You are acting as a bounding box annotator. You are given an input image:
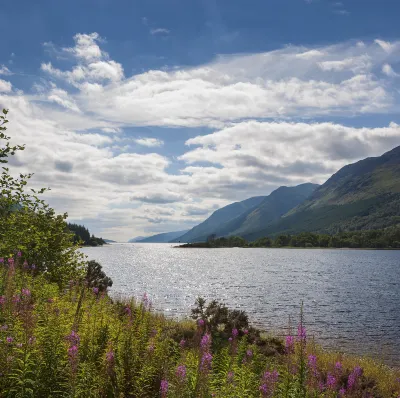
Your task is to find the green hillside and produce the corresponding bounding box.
[245,146,400,240]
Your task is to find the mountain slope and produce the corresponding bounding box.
[171,196,265,243]
[245,146,400,240]
[134,230,190,243]
[214,183,319,238]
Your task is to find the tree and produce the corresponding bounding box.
[0,109,84,285]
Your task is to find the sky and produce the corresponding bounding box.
[1,0,400,241]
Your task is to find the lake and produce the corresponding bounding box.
[81,243,400,366]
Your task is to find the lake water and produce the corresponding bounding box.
[81,243,400,366]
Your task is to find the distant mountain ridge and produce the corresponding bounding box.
[244,145,400,240]
[132,230,190,243]
[171,196,266,243]
[173,184,318,243]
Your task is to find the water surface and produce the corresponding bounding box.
[81,244,400,365]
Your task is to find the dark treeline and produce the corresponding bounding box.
[181,226,400,249]
[67,223,106,247]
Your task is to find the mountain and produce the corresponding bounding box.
[128,236,147,243]
[133,230,190,243]
[244,146,400,240]
[171,196,266,243]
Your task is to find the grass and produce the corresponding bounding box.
[0,255,399,397]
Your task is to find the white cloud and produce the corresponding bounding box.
[375,39,395,53]
[150,28,170,35]
[0,66,12,75]
[2,34,400,240]
[0,80,12,92]
[382,63,399,77]
[134,137,164,147]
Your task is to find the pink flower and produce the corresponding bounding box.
[285,335,295,353]
[198,319,205,327]
[160,379,168,397]
[21,288,31,297]
[179,339,186,348]
[232,328,239,338]
[6,337,13,344]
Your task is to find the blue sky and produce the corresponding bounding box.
[1,0,400,240]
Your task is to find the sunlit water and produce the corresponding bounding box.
[81,243,400,366]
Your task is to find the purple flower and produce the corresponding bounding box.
[160,379,168,397]
[347,366,363,390]
[31,264,36,270]
[243,329,249,334]
[339,388,346,396]
[12,295,20,304]
[308,354,318,377]
[176,365,186,382]
[93,287,99,295]
[21,288,31,297]
[198,319,205,327]
[68,345,78,366]
[260,370,279,397]
[200,333,211,350]
[0,258,4,263]
[8,258,14,265]
[297,324,306,342]
[6,337,13,344]
[28,337,35,345]
[326,373,336,389]
[16,343,23,348]
[106,350,115,362]
[179,339,186,348]
[17,251,22,257]
[66,330,80,346]
[228,337,233,343]
[201,352,213,371]
[285,335,295,353]
[148,344,155,353]
[0,296,5,306]
[1,324,8,331]
[246,349,253,358]
[232,328,239,338]
[227,371,234,383]
[125,306,132,317]
[335,361,343,372]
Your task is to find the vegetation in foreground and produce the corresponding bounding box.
[0,257,400,398]
[179,228,400,249]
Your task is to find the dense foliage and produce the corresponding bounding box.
[0,110,83,285]
[181,227,400,249]
[67,223,107,247]
[0,257,399,397]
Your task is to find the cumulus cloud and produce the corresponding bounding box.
[134,137,164,147]
[0,66,12,75]
[0,80,12,92]
[2,34,400,240]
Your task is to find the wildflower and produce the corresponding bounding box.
[232,328,238,338]
[23,260,28,269]
[0,258,3,263]
[308,354,318,377]
[179,339,186,348]
[1,324,8,331]
[246,349,253,358]
[228,337,233,343]
[198,319,205,327]
[12,295,20,304]
[66,330,80,346]
[6,337,13,344]
[148,344,155,353]
[16,343,23,348]
[160,379,168,397]
[335,361,343,372]
[125,306,132,317]
[339,388,346,396]
[93,287,99,295]
[326,373,336,389]
[176,365,186,382]
[227,371,234,383]
[297,324,306,342]
[142,292,150,308]
[28,337,35,345]
[347,366,363,390]
[201,352,213,371]
[200,333,211,350]
[68,345,78,372]
[17,251,22,257]
[106,349,115,374]
[260,370,279,397]
[21,288,31,297]
[31,264,36,270]
[244,329,249,334]
[0,296,5,306]
[285,335,294,353]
